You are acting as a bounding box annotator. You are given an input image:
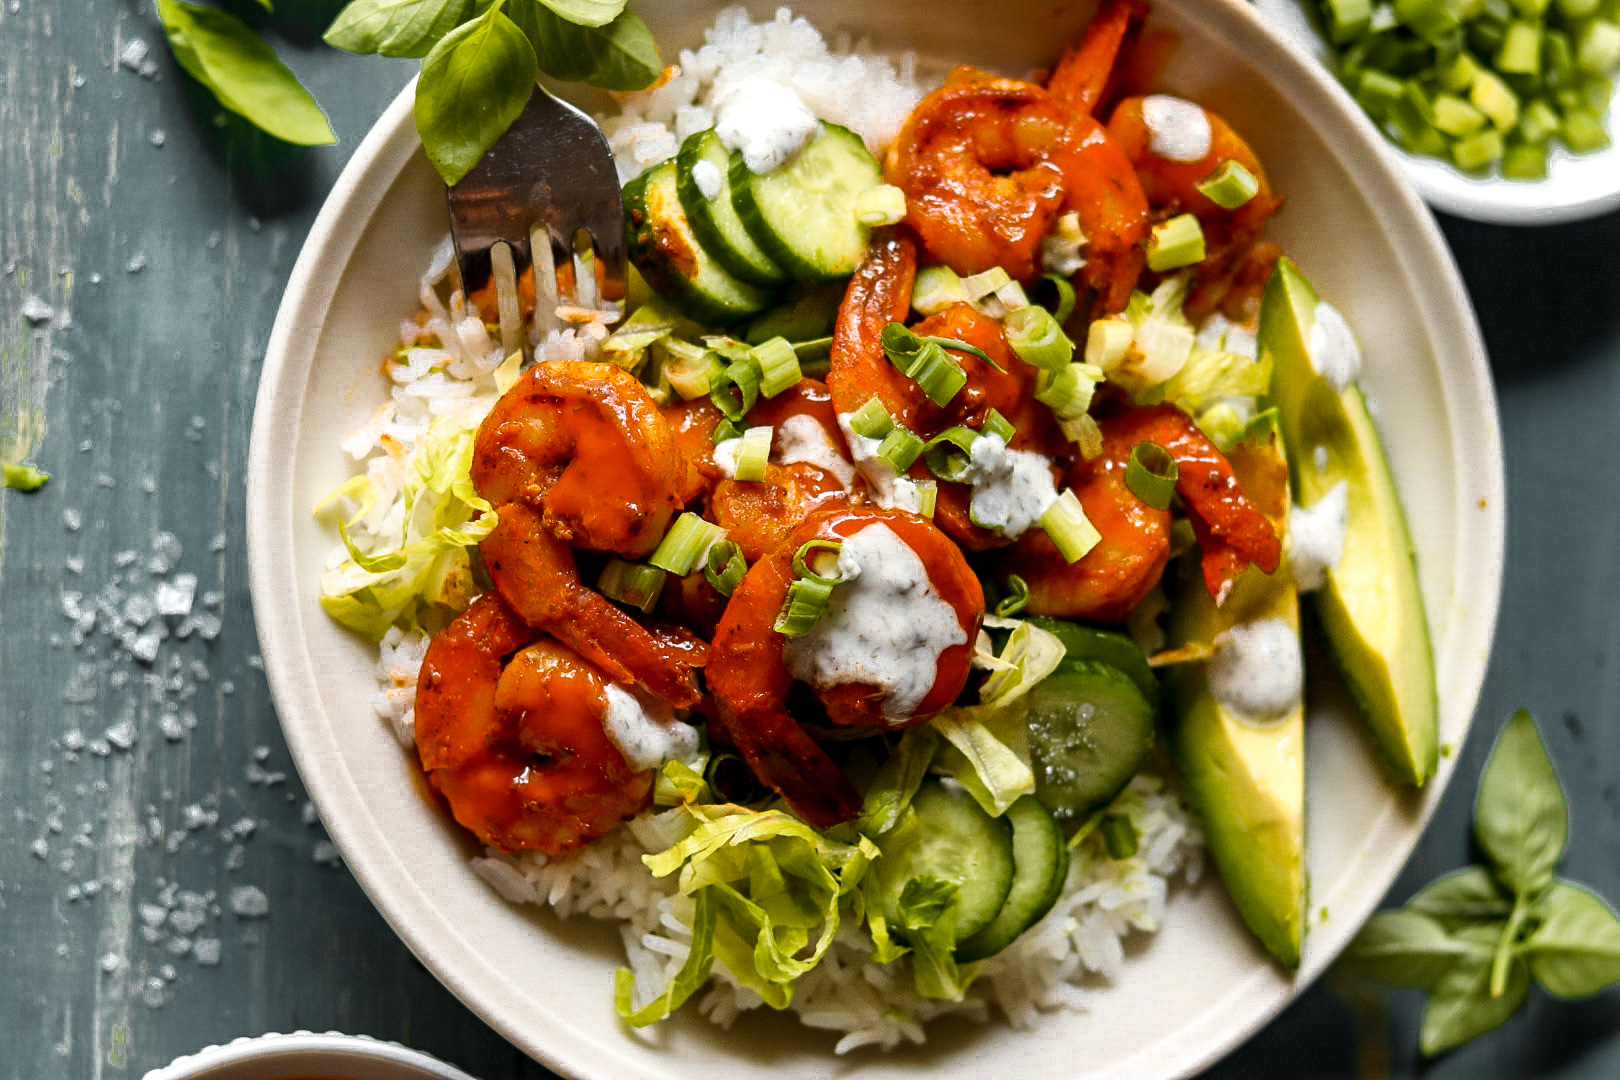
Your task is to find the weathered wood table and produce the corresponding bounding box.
[4,4,1619,1078]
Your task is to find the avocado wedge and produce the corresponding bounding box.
[1165,417,1306,969]
[1259,258,1438,787]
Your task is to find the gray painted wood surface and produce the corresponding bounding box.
[3,3,1618,1077]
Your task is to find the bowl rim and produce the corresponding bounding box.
[139,1031,481,1080]
[247,0,1506,1077]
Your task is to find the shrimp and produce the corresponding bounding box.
[472,359,684,558]
[661,396,726,506]
[1045,0,1149,117]
[1105,96,1283,319]
[480,501,707,708]
[707,507,983,828]
[1002,403,1280,621]
[884,66,1150,311]
[414,593,655,854]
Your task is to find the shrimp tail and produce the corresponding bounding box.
[1046,0,1149,116]
[482,501,706,708]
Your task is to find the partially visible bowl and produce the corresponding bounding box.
[247,1,1505,1078]
[1254,0,1620,225]
[141,1032,479,1080]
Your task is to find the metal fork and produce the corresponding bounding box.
[447,87,626,359]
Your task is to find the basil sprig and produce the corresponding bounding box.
[153,0,659,183]
[328,0,660,183]
[1340,709,1620,1055]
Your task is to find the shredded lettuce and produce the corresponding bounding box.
[896,875,967,1000]
[316,403,496,640]
[601,294,698,371]
[654,757,711,807]
[624,805,880,1020]
[615,888,717,1026]
[857,725,939,838]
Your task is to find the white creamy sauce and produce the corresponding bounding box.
[837,413,925,513]
[783,524,966,724]
[1041,211,1088,277]
[775,414,856,488]
[601,683,700,772]
[1142,95,1213,162]
[1288,481,1349,593]
[715,79,819,174]
[1195,311,1258,360]
[712,435,743,478]
[961,433,1059,538]
[1309,301,1362,391]
[691,157,725,201]
[1208,618,1303,722]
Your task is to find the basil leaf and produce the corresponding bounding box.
[324,0,474,58]
[535,0,626,29]
[509,2,661,91]
[1476,709,1567,899]
[415,1,538,185]
[1523,881,1620,999]
[1419,923,1530,1056]
[1409,866,1514,932]
[1339,910,1482,989]
[157,0,336,146]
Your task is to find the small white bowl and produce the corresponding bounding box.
[141,1031,480,1080]
[1254,0,1620,225]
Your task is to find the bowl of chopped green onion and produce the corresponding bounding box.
[1256,0,1620,223]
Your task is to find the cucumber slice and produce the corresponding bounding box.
[1026,617,1159,708]
[623,160,773,325]
[676,129,789,287]
[871,780,1014,942]
[1026,659,1157,822]
[954,795,1069,962]
[744,282,844,345]
[731,122,884,282]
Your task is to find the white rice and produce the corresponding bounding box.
[353,4,1207,1054]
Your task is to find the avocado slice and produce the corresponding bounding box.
[1165,418,1306,969]
[1258,258,1438,786]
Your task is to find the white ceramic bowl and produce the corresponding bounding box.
[1254,0,1620,225]
[247,1,1506,1077]
[141,1032,479,1080]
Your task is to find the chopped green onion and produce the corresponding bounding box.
[1125,442,1179,510]
[1146,214,1207,272]
[1084,316,1135,371]
[1521,96,1563,141]
[773,577,836,635]
[1502,138,1551,176]
[1453,125,1506,168]
[3,462,50,491]
[1035,363,1103,421]
[1003,305,1075,370]
[1395,0,1461,41]
[1577,19,1620,73]
[598,558,666,613]
[712,417,743,445]
[662,340,724,400]
[849,397,896,440]
[1100,813,1140,859]
[733,425,774,482]
[882,323,969,406]
[993,574,1030,618]
[1040,488,1102,564]
[750,336,802,398]
[1562,106,1612,151]
[1324,0,1373,41]
[704,750,763,803]
[982,408,1017,445]
[702,335,755,363]
[1498,19,1544,72]
[921,426,981,482]
[649,512,728,576]
[705,540,748,597]
[1194,160,1260,209]
[1433,91,1490,135]
[854,183,908,226]
[1471,68,1521,128]
[793,335,836,360]
[960,267,1013,301]
[1039,273,1077,325]
[709,359,761,421]
[1060,413,1105,459]
[915,478,938,518]
[793,538,849,585]
[878,426,925,472]
[991,277,1031,313]
[912,265,969,316]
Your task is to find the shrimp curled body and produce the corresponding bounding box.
[415,593,655,854]
[1003,404,1281,621]
[707,507,984,828]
